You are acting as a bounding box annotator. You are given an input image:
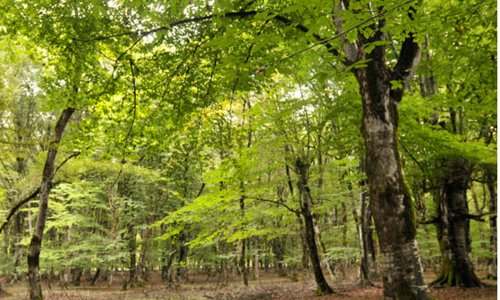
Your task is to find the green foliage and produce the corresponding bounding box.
[0,0,495,288]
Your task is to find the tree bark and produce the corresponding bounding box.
[137,228,151,284]
[431,159,482,287]
[239,197,249,286]
[486,170,497,279]
[351,27,431,300]
[272,237,287,277]
[359,189,377,286]
[27,107,75,300]
[295,158,333,295]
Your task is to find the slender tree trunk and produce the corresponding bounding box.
[137,228,151,284]
[486,170,497,279]
[27,107,75,300]
[359,189,377,286]
[295,158,333,295]
[348,163,377,286]
[90,268,101,286]
[239,197,249,286]
[127,225,137,289]
[252,237,259,280]
[432,159,482,287]
[314,216,335,282]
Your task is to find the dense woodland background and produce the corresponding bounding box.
[0,0,496,299]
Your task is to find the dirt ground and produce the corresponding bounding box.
[1,270,497,300]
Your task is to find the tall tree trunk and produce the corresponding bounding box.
[432,159,482,287]
[239,197,249,286]
[27,107,75,300]
[295,158,333,295]
[349,162,377,286]
[352,30,431,300]
[486,170,497,279]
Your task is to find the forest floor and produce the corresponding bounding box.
[1,269,497,300]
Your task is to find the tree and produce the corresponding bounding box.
[398,0,496,286]
[332,2,431,298]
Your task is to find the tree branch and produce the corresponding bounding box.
[0,151,80,233]
[0,188,40,232]
[390,5,420,102]
[244,196,300,214]
[76,10,340,58]
[418,216,439,225]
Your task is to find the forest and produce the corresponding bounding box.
[0,0,497,299]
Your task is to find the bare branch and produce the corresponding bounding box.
[0,188,40,232]
[244,196,300,214]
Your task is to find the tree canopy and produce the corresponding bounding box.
[0,0,496,299]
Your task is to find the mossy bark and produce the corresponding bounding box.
[431,159,482,287]
[486,170,497,280]
[352,24,431,299]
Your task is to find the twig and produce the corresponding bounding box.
[244,196,299,214]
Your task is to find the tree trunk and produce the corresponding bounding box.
[27,107,75,300]
[90,268,101,286]
[176,241,188,280]
[486,170,497,279]
[314,215,335,282]
[126,225,137,289]
[137,228,151,284]
[239,196,249,286]
[295,158,333,295]
[432,159,482,287]
[161,246,176,282]
[252,237,259,280]
[359,189,377,286]
[353,35,431,300]
[272,237,287,277]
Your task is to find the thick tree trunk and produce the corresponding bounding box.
[486,170,497,279]
[295,158,333,295]
[353,32,431,298]
[27,107,75,300]
[432,159,482,287]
